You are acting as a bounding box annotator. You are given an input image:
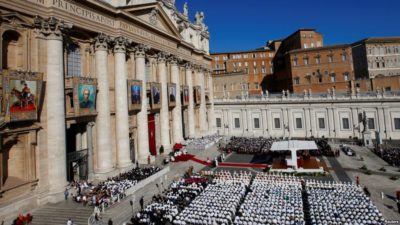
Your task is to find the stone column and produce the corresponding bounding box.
[81,130,87,149]
[332,108,338,138]
[87,122,95,181]
[351,107,359,138]
[241,109,247,136]
[185,63,195,137]
[383,107,392,139]
[158,52,171,152]
[377,107,386,139]
[304,108,310,137]
[135,44,150,163]
[75,132,82,151]
[94,33,113,175]
[261,109,267,136]
[114,37,132,169]
[170,56,184,144]
[309,108,316,137]
[286,108,291,138]
[198,67,208,134]
[41,17,68,196]
[207,71,216,134]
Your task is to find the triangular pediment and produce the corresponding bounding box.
[1,12,32,27]
[121,3,182,40]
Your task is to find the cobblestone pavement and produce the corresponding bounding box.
[330,143,400,221]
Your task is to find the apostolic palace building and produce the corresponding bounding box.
[0,0,215,217]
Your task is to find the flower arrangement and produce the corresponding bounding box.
[13,213,33,225]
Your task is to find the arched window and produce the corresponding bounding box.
[66,43,81,77]
[2,30,22,70]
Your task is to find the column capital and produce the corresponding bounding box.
[113,36,129,53]
[168,55,181,66]
[184,62,193,70]
[157,51,169,63]
[195,65,205,73]
[94,33,111,51]
[134,44,148,58]
[34,16,72,40]
[87,122,95,127]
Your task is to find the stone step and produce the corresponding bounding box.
[30,203,93,225]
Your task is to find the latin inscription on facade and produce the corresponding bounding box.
[26,0,177,48]
[119,21,176,48]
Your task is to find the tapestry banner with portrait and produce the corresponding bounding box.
[2,70,43,122]
[194,86,201,105]
[73,77,97,116]
[181,86,189,106]
[128,80,142,111]
[150,82,161,110]
[168,83,176,107]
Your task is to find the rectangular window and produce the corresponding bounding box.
[234,118,240,128]
[344,73,349,81]
[328,55,333,63]
[342,54,347,61]
[67,44,81,77]
[262,67,266,73]
[254,82,259,89]
[293,59,298,66]
[318,118,325,129]
[254,118,260,129]
[304,58,309,65]
[368,118,375,130]
[216,118,222,128]
[342,118,350,129]
[274,118,281,129]
[294,78,300,85]
[296,118,302,129]
[316,57,321,64]
[331,75,336,82]
[394,118,400,130]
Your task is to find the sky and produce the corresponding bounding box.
[174,0,400,53]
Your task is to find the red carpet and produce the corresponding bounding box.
[189,157,211,166]
[174,154,195,162]
[218,162,268,168]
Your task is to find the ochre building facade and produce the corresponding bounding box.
[0,0,215,220]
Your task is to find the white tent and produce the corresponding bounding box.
[270,140,318,169]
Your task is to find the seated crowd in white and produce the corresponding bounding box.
[306,180,386,225]
[184,134,222,151]
[235,173,305,225]
[173,171,252,225]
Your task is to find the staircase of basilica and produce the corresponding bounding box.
[30,200,93,225]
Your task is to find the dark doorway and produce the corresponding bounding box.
[66,124,88,181]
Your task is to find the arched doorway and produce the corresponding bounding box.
[2,30,23,70]
[0,133,35,193]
